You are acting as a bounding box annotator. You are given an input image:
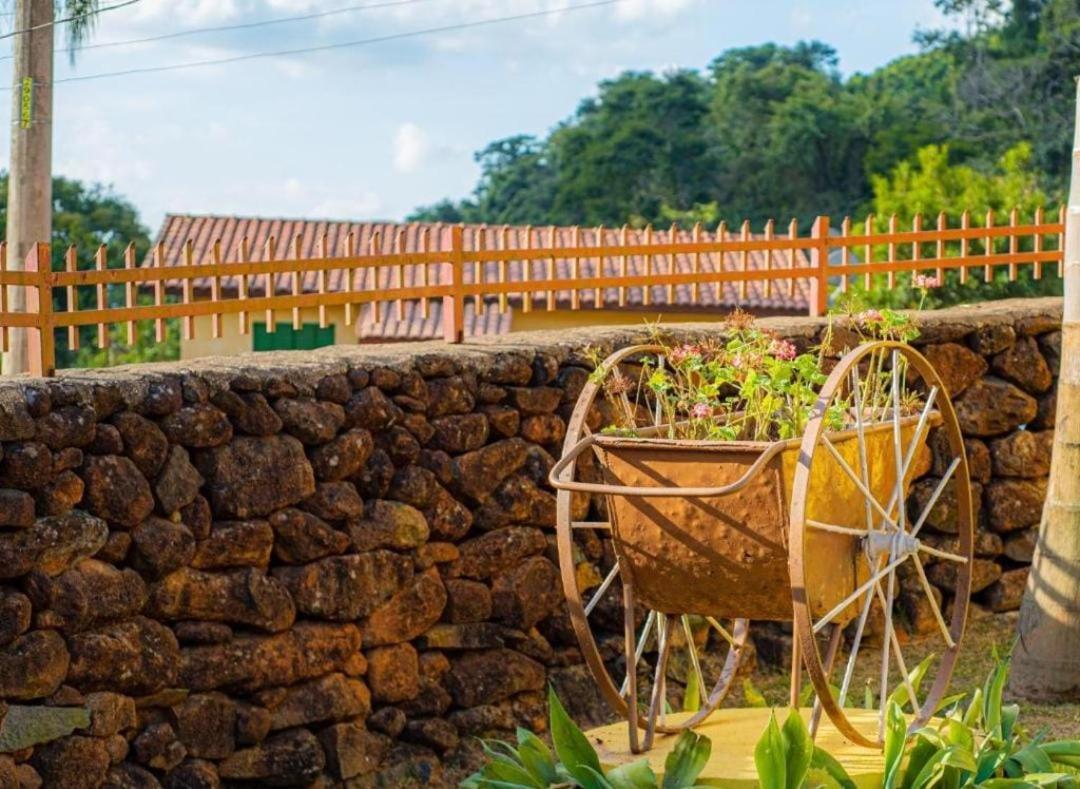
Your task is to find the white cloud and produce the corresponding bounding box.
[392,122,429,173]
[614,0,696,21]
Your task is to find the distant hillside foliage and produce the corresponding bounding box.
[410,0,1077,237]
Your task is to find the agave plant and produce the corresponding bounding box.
[754,651,1080,789]
[879,651,1080,789]
[462,687,712,788]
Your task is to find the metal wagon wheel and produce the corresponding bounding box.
[789,341,974,749]
[554,344,749,752]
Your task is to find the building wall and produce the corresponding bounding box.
[181,305,351,360]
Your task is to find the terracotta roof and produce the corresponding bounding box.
[357,299,512,342]
[148,214,814,340]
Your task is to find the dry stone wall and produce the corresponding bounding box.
[0,297,1061,788]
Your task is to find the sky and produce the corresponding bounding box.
[0,0,950,236]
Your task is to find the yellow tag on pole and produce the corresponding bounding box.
[20,77,32,129]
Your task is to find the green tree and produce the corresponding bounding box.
[705,42,868,226]
[862,141,1058,307]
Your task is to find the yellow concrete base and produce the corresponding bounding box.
[588,708,886,787]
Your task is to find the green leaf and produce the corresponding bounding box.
[478,756,544,788]
[887,654,934,712]
[905,749,951,789]
[962,688,983,729]
[943,718,975,753]
[981,775,1073,788]
[1042,741,1080,768]
[548,686,603,788]
[781,710,814,789]
[580,766,616,789]
[939,744,977,774]
[975,749,1009,785]
[935,693,968,716]
[810,747,857,789]
[664,730,711,789]
[864,681,875,710]
[683,667,701,713]
[742,678,768,708]
[516,728,558,785]
[901,735,943,789]
[1008,743,1055,778]
[1002,703,1021,744]
[754,711,787,789]
[605,758,658,789]
[882,701,908,789]
[984,656,1010,738]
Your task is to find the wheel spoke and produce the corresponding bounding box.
[838,582,876,708]
[572,521,612,531]
[910,554,956,648]
[681,615,707,710]
[620,611,657,697]
[918,544,969,564]
[705,616,737,648]
[873,579,922,717]
[909,456,961,538]
[881,387,939,520]
[807,519,869,538]
[851,370,876,533]
[878,565,897,734]
[820,435,896,529]
[891,351,907,536]
[644,614,672,749]
[585,564,620,617]
[813,553,908,634]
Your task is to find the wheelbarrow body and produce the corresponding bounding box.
[592,418,929,623]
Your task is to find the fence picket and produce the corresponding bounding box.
[65,246,78,350]
[95,245,110,349]
[210,239,223,339]
[263,235,276,334]
[1034,206,1044,280]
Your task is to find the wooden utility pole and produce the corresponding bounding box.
[1012,77,1080,699]
[2,0,54,376]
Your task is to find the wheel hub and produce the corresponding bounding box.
[864,529,919,561]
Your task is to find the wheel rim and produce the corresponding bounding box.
[788,341,974,748]
[554,343,748,738]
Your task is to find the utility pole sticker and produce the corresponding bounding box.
[20,77,32,129]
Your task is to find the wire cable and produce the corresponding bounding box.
[0,0,439,61]
[0,0,143,40]
[37,0,624,86]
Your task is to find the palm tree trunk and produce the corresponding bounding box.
[1011,78,1080,699]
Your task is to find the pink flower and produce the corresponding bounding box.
[691,402,712,419]
[730,353,745,369]
[858,309,883,324]
[667,343,699,365]
[913,274,941,289]
[769,339,797,361]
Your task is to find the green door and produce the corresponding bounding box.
[253,322,335,351]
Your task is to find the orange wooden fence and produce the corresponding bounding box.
[0,209,1065,376]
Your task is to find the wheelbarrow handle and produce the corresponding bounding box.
[548,434,787,498]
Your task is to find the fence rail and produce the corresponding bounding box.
[0,208,1066,376]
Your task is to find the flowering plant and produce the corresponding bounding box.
[589,307,919,442]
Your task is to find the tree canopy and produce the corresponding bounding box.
[410,0,1077,233]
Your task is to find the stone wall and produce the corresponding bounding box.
[0,297,1061,788]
